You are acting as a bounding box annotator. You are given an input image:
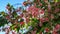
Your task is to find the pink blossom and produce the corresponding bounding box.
[52,24,60,34]
[40,18,45,23]
[27,6,39,17]
[39,9,44,14]
[52,30,57,34]
[55,24,60,30]
[45,28,49,32]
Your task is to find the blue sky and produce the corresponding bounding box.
[0,0,25,12]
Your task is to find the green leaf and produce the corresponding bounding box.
[0,16,8,27]
[54,0,60,2]
[7,3,11,7]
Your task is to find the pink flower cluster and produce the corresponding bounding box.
[27,6,45,18]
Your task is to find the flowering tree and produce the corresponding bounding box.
[0,0,60,34]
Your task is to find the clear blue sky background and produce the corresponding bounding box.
[0,0,25,12]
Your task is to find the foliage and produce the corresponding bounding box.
[0,0,60,34]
